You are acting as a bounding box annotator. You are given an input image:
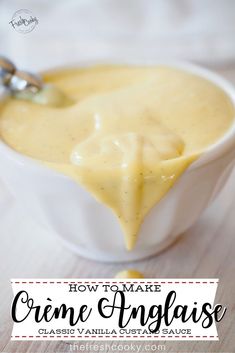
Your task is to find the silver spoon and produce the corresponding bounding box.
[0,56,73,107]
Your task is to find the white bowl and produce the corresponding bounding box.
[1,61,235,262]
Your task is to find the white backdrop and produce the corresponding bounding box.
[0,0,235,71]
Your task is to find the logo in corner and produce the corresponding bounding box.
[9,9,39,34]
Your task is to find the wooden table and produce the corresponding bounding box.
[0,66,235,353]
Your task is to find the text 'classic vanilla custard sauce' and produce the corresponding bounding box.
[0,65,234,250]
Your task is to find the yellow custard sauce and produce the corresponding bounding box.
[0,65,234,250]
[115,270,144,279]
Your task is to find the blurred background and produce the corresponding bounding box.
[0,0,235,71]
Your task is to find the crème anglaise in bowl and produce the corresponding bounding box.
[0,62,235,261]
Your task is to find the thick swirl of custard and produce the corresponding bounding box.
[0,65,234,249]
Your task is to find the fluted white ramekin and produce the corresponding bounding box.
[1,61,235,262]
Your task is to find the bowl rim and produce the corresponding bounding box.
[0,59,235,177]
